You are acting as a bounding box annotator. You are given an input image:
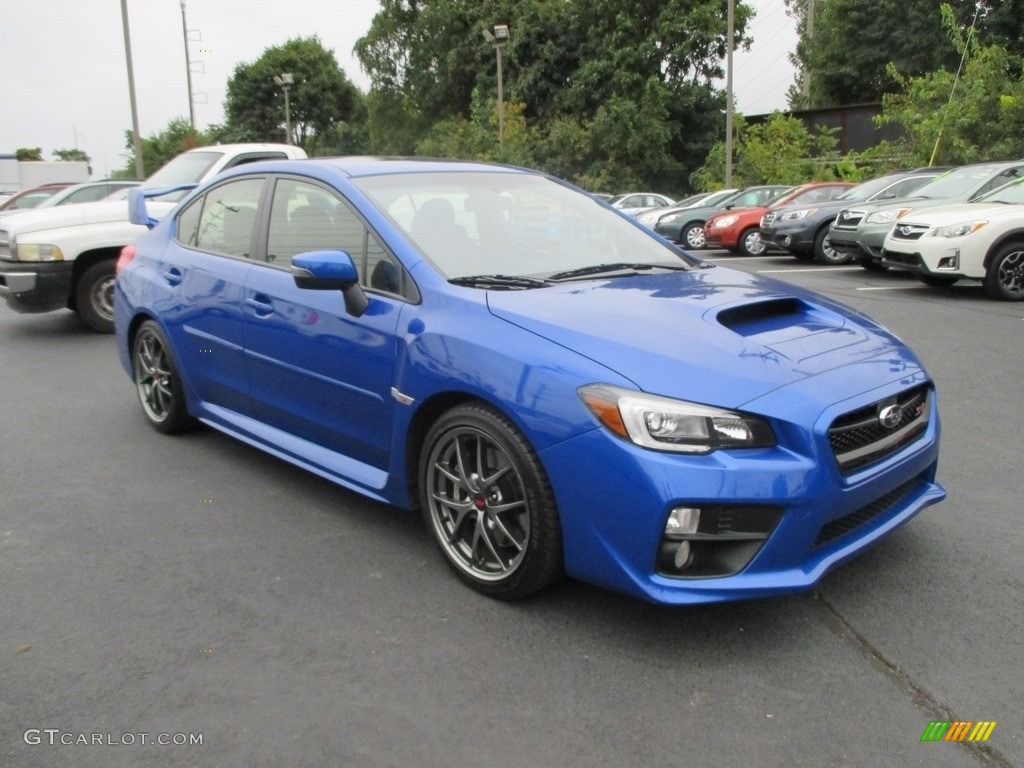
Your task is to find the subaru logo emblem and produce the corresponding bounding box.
[842,211,851,220]
[878,404,902,429]
[898,225,912,236]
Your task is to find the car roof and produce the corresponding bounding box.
[223,156,532,180]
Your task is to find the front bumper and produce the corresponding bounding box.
[882,239,987,279]
[761,222,815,253]
[539,365,944,604]
[0,260,73,314]
[830,224,888,262]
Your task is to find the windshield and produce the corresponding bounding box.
[837,174,906,202]
[977,178,1024,205]
[143,151,223,190]
[910,165,1006,200]
[354,172,698,280]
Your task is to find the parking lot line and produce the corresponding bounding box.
[856,286,920,291]
[758,267,863,274]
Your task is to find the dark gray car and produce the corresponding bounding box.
[760,168,946,264]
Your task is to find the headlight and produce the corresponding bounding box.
[932,220,987,238]
[781,208,816,221]
[865,208,911,225]
[578,384,775,454]
[13,243,64,262]
[713,215,738,228]
[658,213,682,225]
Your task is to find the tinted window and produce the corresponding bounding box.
[182,177,264,258]
[265,178,404,294]
[972,168,1024,199]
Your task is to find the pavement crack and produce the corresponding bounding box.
[811,590,1014,768]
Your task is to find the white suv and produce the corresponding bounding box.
[0,144,306,331]
[881,177,1024,300]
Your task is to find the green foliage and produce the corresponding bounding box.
[15,147,43,161]
[52,148,90,163]
[786,0,997,108]
[691,112,839,190]
[356,0,754,193]
[119,118,205,178]
[224,36,361,149]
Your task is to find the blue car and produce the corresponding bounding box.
[115,158,945,604]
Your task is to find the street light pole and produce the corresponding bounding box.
[120,0,145,179]
[180,0,195,129]
[273,74,294,144]
[482,24,510,156]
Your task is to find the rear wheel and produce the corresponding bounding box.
[75,260,116,333]
[420,403,563,600]
[132,320,197,434]
[813,227,850,264]
[737,227,766,256]
[984,243,1024,300]
[682,222,706,249]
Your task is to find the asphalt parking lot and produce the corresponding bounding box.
[1,251,1021,768]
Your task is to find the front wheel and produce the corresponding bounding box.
[918,274,959,287]
[75,260,117,333]
[132,320,197,434]
[814,227,850,264]
[682,222,706,249]
[420,403,563,600]
[737,227,766,256]
[984,243,1024,300]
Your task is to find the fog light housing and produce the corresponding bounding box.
[656,504,783,578]
[936,249,959,270]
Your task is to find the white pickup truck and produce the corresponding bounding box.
[0,143,306,332]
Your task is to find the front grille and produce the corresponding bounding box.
[828,385,930,472]
[813,474,921,548]
[890,224,929,241]
[761,211,777,228]
[883,250,921,267]
[0,228,11,260]
[833,209,865,231]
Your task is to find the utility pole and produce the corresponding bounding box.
[120,0,145,179]
[180,0,195,129]
[802,0,815,103]
[725,0,734,188]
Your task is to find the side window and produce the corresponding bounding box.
[186,178,264,258]
[61,186,109,205]
[266,178,406,296]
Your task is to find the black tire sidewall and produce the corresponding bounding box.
[984,243,1024,301]
[419,402,563,600]
[132,320,196,434]
[76,260,116,333]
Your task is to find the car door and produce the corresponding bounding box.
[156,176,265,414]
[242,176,408,475]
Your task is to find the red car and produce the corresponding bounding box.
[704,182,855,255]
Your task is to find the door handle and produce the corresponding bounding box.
[162,267,183,286]
[246,294,275,317]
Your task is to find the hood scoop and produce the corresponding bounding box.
[714,297,872,364]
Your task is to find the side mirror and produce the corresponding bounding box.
[128,183,199,229]
[291,250,369,317]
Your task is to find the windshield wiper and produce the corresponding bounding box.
[547,262,689,281]
[448,274,552,290]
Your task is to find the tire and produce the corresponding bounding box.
[737,227,766,256]
[983,243,1024,301]
[420,402,563,600]
[132,320,197,434]
[75,260,118,333]
[813,227,850,264]
[682,222,706,249]
[856,257,888,272]
[918,274,959,287]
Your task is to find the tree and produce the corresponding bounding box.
[53,148,91,163]
[224,36,362,149]
[118,118,205,178]
[356,0,755,193]
[691,112,841,190]
[785,0,989,108]
[15,148,43,161]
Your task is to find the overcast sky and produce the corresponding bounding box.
[2,0,796,179]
